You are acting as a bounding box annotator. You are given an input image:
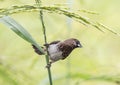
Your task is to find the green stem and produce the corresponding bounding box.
[35,0,53,85]
[40,11,53,85]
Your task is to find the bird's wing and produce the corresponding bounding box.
[44,40,60,48]
[49,40,61,45]
[58,43,73,60]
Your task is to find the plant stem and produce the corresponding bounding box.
[40,11,53,85]
[35,0,53,85]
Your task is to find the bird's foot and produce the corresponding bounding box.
[45,62,52,68]
[44,43,49,48]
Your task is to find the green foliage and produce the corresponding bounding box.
[0,66,19,85]
[71,73,120,83]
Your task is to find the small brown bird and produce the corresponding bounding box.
[32,38,82,67]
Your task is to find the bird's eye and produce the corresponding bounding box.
[77,44,80,47]
[76,41,82,48]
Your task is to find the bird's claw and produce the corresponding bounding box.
[45,63,51,68]
[45,62,52,68]
[44,43,49,48]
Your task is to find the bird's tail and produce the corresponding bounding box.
[32,45,45,55]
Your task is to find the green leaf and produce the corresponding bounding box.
[0,16,45,54]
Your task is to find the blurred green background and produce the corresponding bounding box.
[0,0,120,85]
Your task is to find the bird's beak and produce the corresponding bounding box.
[77,44,82,48]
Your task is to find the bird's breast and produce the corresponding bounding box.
[48,44,63,61]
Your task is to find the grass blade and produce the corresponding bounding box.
[0,16,45,54]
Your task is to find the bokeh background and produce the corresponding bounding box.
[0,0,120,85]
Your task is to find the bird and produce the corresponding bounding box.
[32,38,82,67]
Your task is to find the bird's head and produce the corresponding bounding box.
[71,38,83,48]
[64,38,82,48]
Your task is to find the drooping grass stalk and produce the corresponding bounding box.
[35,0,53,85]
[0,5,119,36]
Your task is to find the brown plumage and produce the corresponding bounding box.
[32,38,82,67]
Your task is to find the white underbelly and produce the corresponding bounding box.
[48,44,62,61]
